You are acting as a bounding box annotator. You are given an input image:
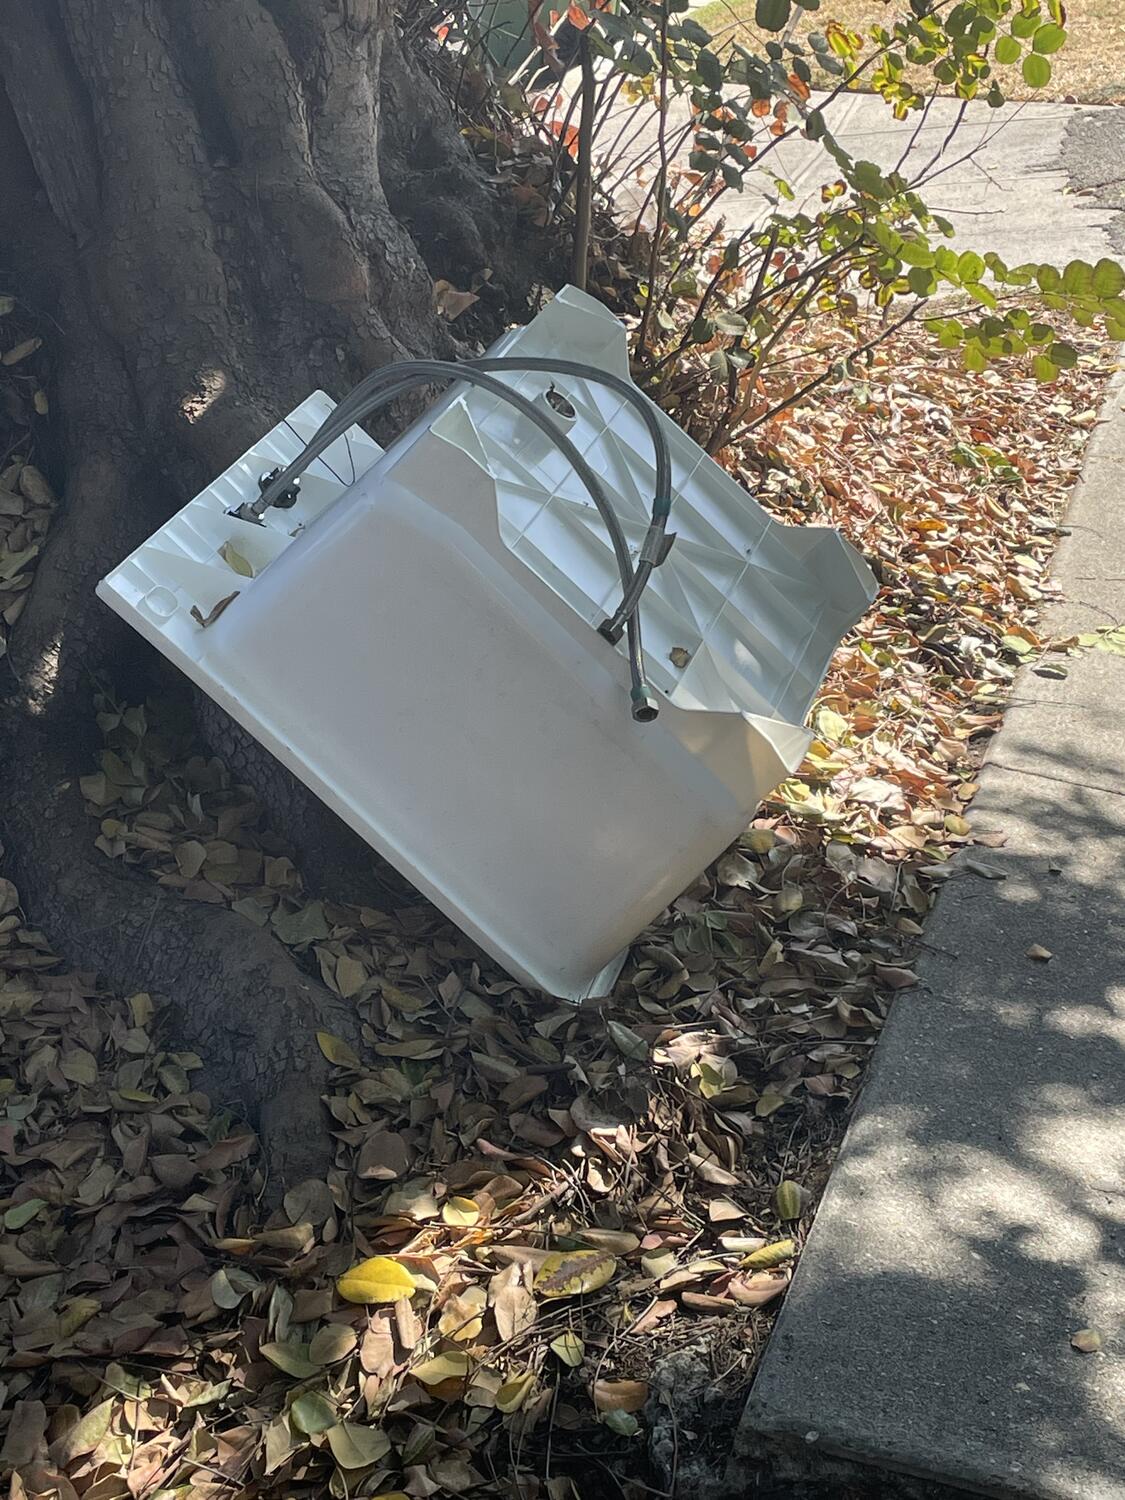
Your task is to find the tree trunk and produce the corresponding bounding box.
[0,0,534,1188]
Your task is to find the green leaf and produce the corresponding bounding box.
[852,160,887,198]
[957,250,985,283]
[1022,53,1051,87]
[1092,258,1125,298]
[1048,341,1078,369]
[1031,22,1066,54]
[713,310,748,336]
[994,34,1020,64]
[272,900,330,946]
[210,1265,260,1308]
[608,1019,648,1061]
[291,1392,338,1436]
[4,1198,46,1230]
[898,237,933,268]
[965,282,998,309]
[696,47,723,90]
[677,15,711,44]
[1062,259,1093,296]
[259,1341,319,1378]
[755,0,791,30]
[1036,264,1062,293]
[1031,353,1058,382]
[602,1409,640,1436]
[326,1422,391,1470]
[963,344,987,373]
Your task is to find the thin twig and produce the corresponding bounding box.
[571,35,597,290]
[635,0,671,361]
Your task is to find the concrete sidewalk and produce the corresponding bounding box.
[605,90,1125,267]
[737,371,1125,1497]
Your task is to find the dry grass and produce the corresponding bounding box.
[693,0,1125,103]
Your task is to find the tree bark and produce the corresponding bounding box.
[0,0,531,1187]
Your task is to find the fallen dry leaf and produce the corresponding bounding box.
[534,1250,617,1299]
[336,1257,416,1304]
[593,1379,649,1413]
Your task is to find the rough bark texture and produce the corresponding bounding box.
[0,0,532,1187]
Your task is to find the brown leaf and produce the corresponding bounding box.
[1071,1327,1102,1353]
[432,280,479,320]
[592,1379,648,1413]
[491,1263,537,1340]
[681,1291,739,1314]
[727,1270,789,1307]
[190,591,239,628]
[439,1284,487,1342]
[1,1400,46,1467]
[356,1130,412,1181]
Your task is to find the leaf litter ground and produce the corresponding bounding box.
[0,311,1117,1500]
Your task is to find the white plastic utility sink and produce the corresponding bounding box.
[99,287,876,1000]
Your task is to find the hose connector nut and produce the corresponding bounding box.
[630,686,660,723]
[258,467,302,510]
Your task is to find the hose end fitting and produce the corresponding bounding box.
[631,687,660,723]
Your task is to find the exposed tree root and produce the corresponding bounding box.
[1,720,363,1188]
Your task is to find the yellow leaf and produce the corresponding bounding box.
[533,1250,617,1299]
[317,1031,360,1068]
[1071,1328,1102,1353]
[550,1331,585,1366]
[2,336,42,366]
[814,707,849,742]
[219,540,255,577]
[57,1296,101,1337]
[411,1350,471,1386]
[129,992,154,1026]
[336,1257,416,1305]
[439,1285,487,1342]
[442,1195,481,1227]
[745,827,775,853]
[496,1370,537,1412]
[773,1180,806,1221]
[742,1239,796,1270]
[334,954,367,998]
